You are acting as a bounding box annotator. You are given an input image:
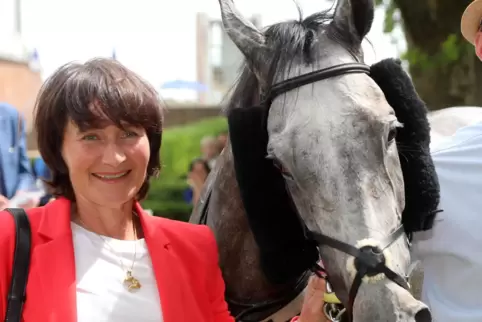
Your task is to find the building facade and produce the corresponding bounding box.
[196,12,261,105]
[0,0,42,135]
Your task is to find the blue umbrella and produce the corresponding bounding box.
[29,48,41,72]
[31,48,39,62]
[160,80,208,92]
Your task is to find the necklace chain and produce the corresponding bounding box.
[76,212,141,291]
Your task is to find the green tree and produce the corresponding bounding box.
[377,0,482,110]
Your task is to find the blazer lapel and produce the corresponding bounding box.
[33,199,77,322]
[137,204,186,322]
[30,200,186,322]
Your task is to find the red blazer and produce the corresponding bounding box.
[0,198,235,322]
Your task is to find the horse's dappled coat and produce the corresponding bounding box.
[227,58,441,285]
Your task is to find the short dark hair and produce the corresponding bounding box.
[34,58,163,201]
[188,158,211,173]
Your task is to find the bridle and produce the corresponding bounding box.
[198,62,413,322]
[256,62,412,322]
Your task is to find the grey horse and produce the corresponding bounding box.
[190,0,434,321]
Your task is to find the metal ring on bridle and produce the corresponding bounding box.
[323,302,346,322]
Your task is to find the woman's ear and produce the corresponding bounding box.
[475,32,482,61]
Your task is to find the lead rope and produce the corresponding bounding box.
[323,281,345,322]
[310,262,346,322]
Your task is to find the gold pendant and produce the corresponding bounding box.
[124,270,141,292]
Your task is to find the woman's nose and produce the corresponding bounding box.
[101,143,127,166]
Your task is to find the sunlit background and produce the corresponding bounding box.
[0,0,406,105]
[8,0,476,220]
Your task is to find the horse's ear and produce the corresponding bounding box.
[218,0,269,80]
[332,0,374,45]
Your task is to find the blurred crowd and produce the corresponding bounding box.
[184,132,227,205]
[0,102,52,211]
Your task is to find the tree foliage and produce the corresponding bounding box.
[374,0,482,110]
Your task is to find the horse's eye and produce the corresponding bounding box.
[388,128,397,143]
[273,159,293,178]
[273,159,285,172]
[266,155,293,178]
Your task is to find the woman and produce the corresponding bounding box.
[0,58,329,321]
[184,157,211,205]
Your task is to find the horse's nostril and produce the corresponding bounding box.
[414,308,432,322]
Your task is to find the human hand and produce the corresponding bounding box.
[296,275,331,322]
[11,191,39,209]
[187,171,205,191]
[0,195,9,211]
[17,197,39,209]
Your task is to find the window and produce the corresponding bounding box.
[210,22,223,68]
[212,66,224,84]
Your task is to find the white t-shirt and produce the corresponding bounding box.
[411,122,482,322]
[71,223,163,322]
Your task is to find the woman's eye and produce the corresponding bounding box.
[273,160,293,178]
[387,128,397,143]
[123,131,138,138]
[82,134,98,141]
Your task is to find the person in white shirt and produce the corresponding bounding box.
[411,1,482,320]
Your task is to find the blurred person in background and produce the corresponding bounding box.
[0,58,327,322]
[31,156,54,206]
[200,135,219,169]
[183,157,211,205]
[411,1,482,321]
[216,131,228,153]
[0,103,37,210]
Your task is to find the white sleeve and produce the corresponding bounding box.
[410,122,482,321]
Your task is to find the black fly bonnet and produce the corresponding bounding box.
[227,58,441,321]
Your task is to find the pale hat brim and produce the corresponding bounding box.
[461,0,482,45]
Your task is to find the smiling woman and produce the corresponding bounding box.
[34,58,163,205]
[0,58,235,322]
[0,57,328,322]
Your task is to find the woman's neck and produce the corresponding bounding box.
[72,198,142,240]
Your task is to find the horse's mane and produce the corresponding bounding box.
[223,4,357,113]
[220,6,345,284]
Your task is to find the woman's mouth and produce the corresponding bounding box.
[92,170,131,181]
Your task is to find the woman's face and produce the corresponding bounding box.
[61,120,150,207]
[192,162,209,181]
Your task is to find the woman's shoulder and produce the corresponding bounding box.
[0,207,44,236]
[155,216,214,241]
[0,207,45,270]
[151,216,217,253]
[0,210,16,245]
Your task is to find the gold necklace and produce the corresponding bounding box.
[77,213,142,292]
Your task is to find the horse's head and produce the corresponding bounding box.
[219,0,438,321]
